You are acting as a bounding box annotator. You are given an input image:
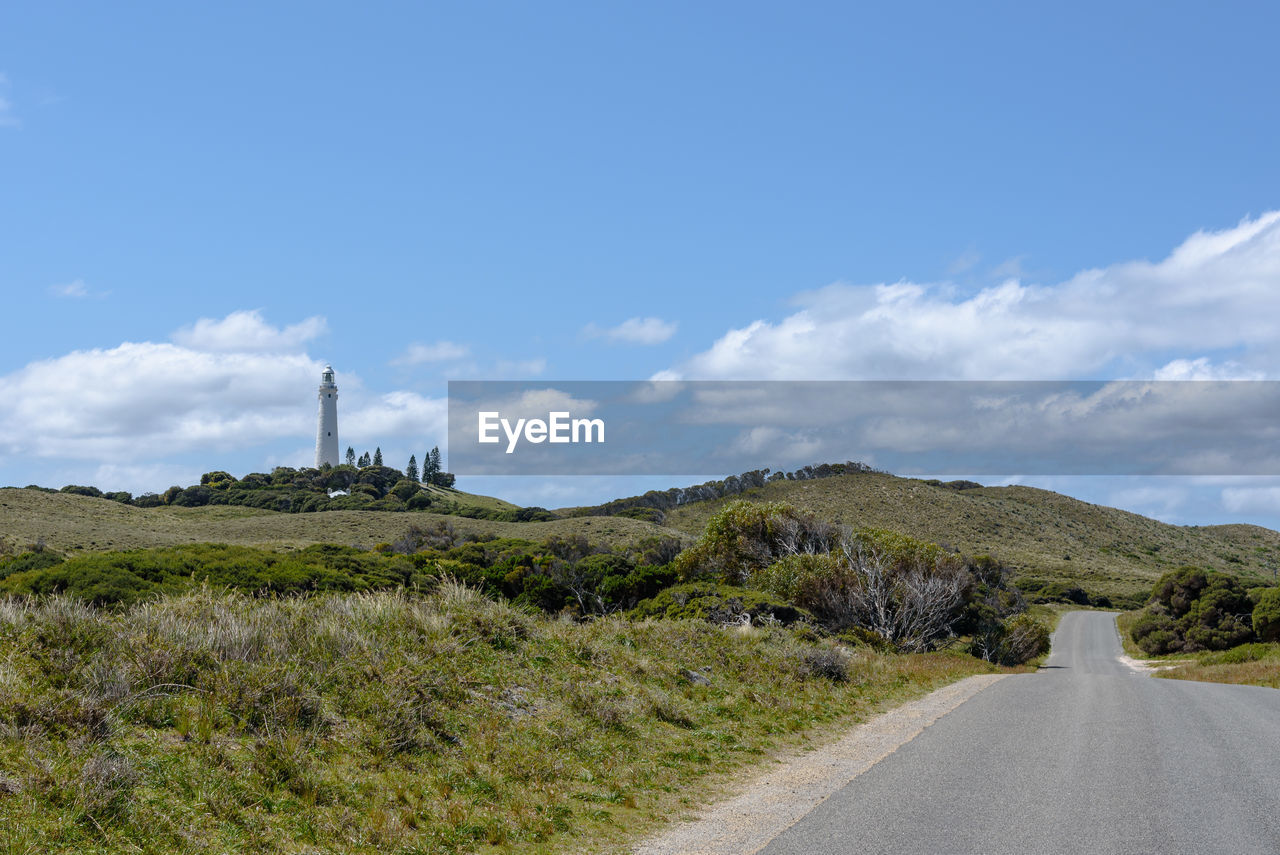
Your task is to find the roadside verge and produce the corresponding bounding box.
[633,673,1010,855]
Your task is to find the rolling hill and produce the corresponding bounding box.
[655,472,1280,602]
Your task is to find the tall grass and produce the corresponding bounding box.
[0,586,996,853]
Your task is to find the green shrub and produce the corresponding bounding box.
[0,543,417,606]
[968,614,1051,665]
[671,501,837,584]
[1131,611,1181,655]
[1131,567,1257,654]
[631,583,809,626]
[1149,566,1211,617]
[0,549,65,581]
[1253,588,1280,643]
[405,491,434,510]
[390,479,422,502]
[613,506,665,523]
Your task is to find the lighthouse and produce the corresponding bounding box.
[315,364,339,468]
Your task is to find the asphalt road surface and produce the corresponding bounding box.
[760,611,1280,855]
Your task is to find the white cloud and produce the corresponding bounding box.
[584,316,678,345]
[669,212,1280,381]
[48,279,109,299]
[1152,357,1264,381]
[947,247,981,275]
[91,462,201,495]
[495,357,547,377]
[0,311,448,480]
[991,256,1029,280]
[1222,486,1280,516]
[342,391,447,443]
[0,72,17,128]
[391,341,470,365]
[49,279,89,298]
[724,426,825,464]
[171,309,327,353]
[0,341,319,461]
[1105,484,1190,522]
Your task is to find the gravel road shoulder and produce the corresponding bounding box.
[633,673,1010,855]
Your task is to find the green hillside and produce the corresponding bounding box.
[656,473,1280,603]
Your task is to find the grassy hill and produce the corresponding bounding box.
[655,473,1280,603]
[0,488,687,556]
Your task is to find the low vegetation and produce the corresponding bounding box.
[9,464,1279,606]
[671,501,1049,663]
[1122,567,1280,689]
[1148,642,1280,689]
[2,499,1051,660]
[0,487,679,556]
[0,585,999,853]
[0,528,684,615]
[0,543,424,607]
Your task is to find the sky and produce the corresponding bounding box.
[2,1,1280,527]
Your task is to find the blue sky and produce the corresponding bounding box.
[2,2,1280,526]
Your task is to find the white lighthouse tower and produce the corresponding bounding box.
[315,364,339,468]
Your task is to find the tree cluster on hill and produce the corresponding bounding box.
[43,457,569,522]
[570,461,880,523]
[157,465,439,513]
[1130,566,1279,654]
[48,445,460,516]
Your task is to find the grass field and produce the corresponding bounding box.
[1153,643,1280,689]
[0,586,1002,854]
[0,488,687,556]
[659,473,1280,602]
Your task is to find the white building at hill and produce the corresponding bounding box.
[315,364,339,468]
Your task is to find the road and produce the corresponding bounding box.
[760,611,1280,855]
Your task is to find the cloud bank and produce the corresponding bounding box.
[0,312,442,472]
[670,212,1280,381]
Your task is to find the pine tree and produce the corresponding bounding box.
[373,447,383,467]
[423,445,441,483]
[346,447,356,467]
[358,451,370,467]
[406,454,419,482]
